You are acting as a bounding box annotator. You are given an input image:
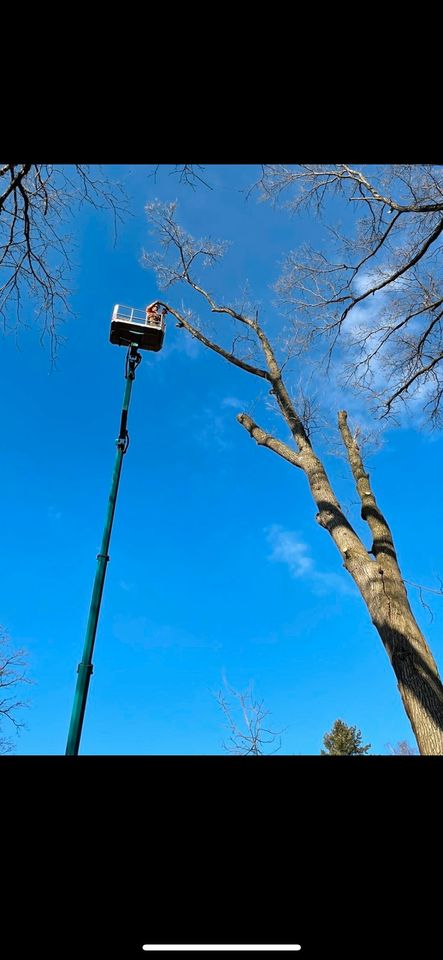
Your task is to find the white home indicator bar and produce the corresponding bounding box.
[142,947,301,953]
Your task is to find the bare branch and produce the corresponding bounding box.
[149,164,212,190]
[0,625,33,754]
[337,215,443,328]
[338,411,399,568]
[162,302,271,380]
[215,683,283,755]
[383,350,443,416]
[385,740,419,755]
[0,163,128,358]
[401,575,443,624]
[144,201,285,382]
[260,164,443,422]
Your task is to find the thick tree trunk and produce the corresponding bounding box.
[367,579,443,755]
[341,549,443,755]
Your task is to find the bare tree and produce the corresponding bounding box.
[255,164,443,424]
[385,740,419,755]
[0,163,127,359]
[215,683,283,755]
[0,626,33,754]
[142,200,443,755]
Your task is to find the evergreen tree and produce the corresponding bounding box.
[321,719,371,755]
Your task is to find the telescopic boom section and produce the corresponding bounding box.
[65,343,141,755]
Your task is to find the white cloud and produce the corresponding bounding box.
[351,270,380,297]
[266,525,313,577]
[351,267,408,298]
[265,524,355,596]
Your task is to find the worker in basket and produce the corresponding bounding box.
[145,301,166,325]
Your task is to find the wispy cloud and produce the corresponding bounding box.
[265,524,355,596]
[48,506,62,522]
[266,525,313,577]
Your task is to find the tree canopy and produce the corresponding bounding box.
[257,164,443,425]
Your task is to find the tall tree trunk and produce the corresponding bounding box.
[368,588,443,755]
[337,409,443,754]
[237,398,443,755]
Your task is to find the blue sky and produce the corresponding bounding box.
[2,163,443,755]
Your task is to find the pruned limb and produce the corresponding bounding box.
[236,412,303,468]
[338,410,399,568]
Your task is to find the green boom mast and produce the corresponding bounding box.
[65,342,141,755]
